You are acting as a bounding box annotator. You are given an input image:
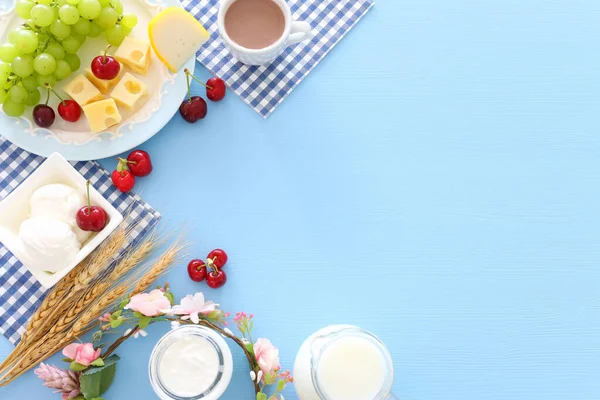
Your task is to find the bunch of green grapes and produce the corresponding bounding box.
[0,0,138,117]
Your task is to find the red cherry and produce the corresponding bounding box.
[91,46,120,80]
[206,77,226,101]
[33,104,55,127]
[76,180,108,232]
[111,169,135,192]
[179,96,207,123]
[187,259,207,282]
[126,150,152,177]
[206,269,227,289]
[57,100,81,122]
[207,249,228,268]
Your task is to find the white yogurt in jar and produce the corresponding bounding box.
[149,325,233,400]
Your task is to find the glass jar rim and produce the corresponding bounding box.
[310,327,395,400]
[148,325,233,400]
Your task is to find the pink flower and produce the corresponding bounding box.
[124,289,171,317]
[62,343,101,367]
[35,363,81,400]
[253,338,280,376]
[172,292,218,324]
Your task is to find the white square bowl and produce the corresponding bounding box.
[0,153,123,289]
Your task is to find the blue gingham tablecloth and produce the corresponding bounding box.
[0,136,161,344]
[181,0,374,118]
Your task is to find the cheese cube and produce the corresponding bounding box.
[85,68,123,94]
[114,37,152,76]
[148,7,209,73]
[64,75,104,106]
[110,73,148,111]
[82,98,122,133]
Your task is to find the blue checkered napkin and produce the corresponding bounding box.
[181,0,374,118]
[0,136,161,344]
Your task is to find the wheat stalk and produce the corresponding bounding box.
[0,239,186,386]
[0,226,128,376]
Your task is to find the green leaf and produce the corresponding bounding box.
[111,310,122,318]
[90,358,105,367]
[110,318,122,329]
[117,297,130,309]
[256,393,267,400]
[61,357,72,363]
[138,315,151,330]
[89,398,104,400]
[70,361,88,372]
[80,355,120,398]
[164,291,174,304]
[92,330,103,343]
[71,396,85,400]
[82,355,120,376]
[245,343,255,357]
[277,379,286,391]
[133,311,142,318]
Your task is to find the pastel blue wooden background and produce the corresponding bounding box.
[2,0,600,399]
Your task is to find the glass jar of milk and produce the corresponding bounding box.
[149,325,233,400]
[294,325,399,400]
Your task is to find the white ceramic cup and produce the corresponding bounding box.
[218,0,314,65]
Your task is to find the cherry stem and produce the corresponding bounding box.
[103,45,111,64]
[45,83,67,106]
[184,69,191,101]
[184,68,213,90]
[85,180,91,213]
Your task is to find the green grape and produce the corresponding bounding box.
[67,0,80,4]
[0,89,8,104]
[36,0,53,4]
[0,61,11,77]
[45,42,65,60]
[63,53,80,71]
[14,29,38,54]
[73,18,92,35]
[2,99,25,117]
[59,4,80,25]
[98,0,110,6]
[15,0,35,19]
[121,13,138,29]
[25,88,40,106]
[78,0,101,19]
[57,0,68,5]
[0,43,19,63]
[61,36,81,53]
[54,60,71,80]
[11,55,34,77]
[33,53,56,76]
[88,22,103,37]
[50,19,72,39]
[30,4,54,27]
[37,73,56,88]
[71,33,86,45]
[110,0,122,14]
[105,24,125,46]
[21,75,38,91]
[96,6,118,28]
[8,85,28,103]
[8,30,20,45]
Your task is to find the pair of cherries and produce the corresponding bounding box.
[111,150,153,193]
[187,249,228,289]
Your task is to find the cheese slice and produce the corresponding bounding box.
[64,74,104,106]
[114,37,152,76]
[148,7,209,72]
[110,72,148,111]
[82,98,122,133]
[85,67,123,94]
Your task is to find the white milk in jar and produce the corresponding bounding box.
[293,325,398,400]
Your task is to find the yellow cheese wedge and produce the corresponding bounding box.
[64,74,104,106]
[82,98,122,133]
[110,73,148,111]
[148,7,209,72]
[114,37,152,76]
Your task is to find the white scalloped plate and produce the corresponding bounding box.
[0,0,194,161]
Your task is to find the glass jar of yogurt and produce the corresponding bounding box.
[293,325,399,400]
[149,325,233,400]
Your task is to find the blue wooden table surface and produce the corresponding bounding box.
[2,0,600,399]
